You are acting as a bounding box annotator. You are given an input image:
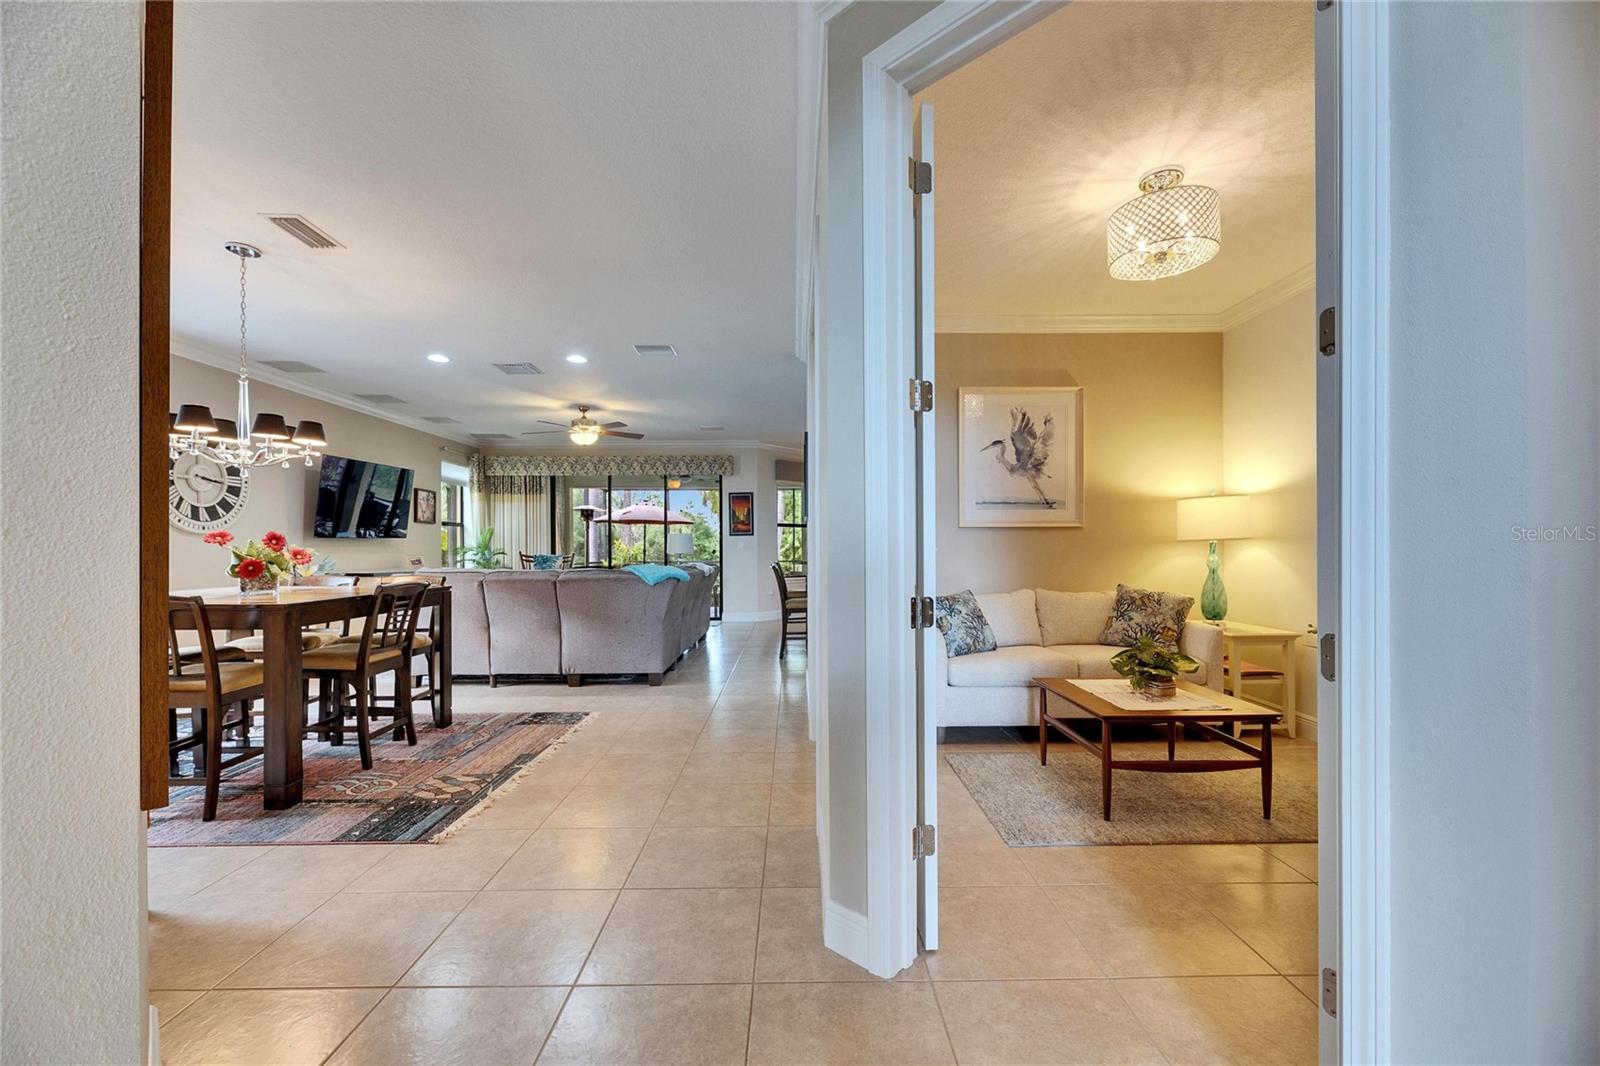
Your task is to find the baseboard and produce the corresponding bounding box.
[1296,712,1317,738]
[721,610,781,623]
[822,898,872,972]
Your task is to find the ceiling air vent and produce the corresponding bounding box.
[699,425,727,432]
[420,415,461,424]
[471,433,514,442]
[493,362,545,376]
[262,214,343,249]
[352,393,407,405]
[258,359,324,373]
[634,344,677,358]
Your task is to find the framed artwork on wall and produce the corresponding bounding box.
[957,386,1084,527]
[413,487,438,524]
[728,492,754,536]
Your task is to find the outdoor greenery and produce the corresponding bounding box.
[455,526,507,569]
[778,486,806,573]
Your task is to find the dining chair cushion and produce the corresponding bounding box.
[169,662,265,696]
[301,644,405,673]
[225,629,347,656]
[175,643,250,664]
[331,633,432,652]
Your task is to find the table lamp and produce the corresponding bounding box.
[667,531,693,560]
[1176,494,1252,620]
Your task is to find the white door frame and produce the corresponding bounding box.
[856,2,1392,1057]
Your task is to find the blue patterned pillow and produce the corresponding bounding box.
[530,554,562,571]
[935,590,997,657]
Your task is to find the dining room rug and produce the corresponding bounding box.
[945,749,1317,846]
[148,710,588,846]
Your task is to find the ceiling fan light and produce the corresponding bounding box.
[251,412,291,440]
[1106,166,1221,281]
[569,426,601,446]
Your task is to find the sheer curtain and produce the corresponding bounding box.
[475,475,551,564]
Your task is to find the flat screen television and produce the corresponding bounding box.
[314,454,414,539]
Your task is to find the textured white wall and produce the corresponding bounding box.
[0,3,149,1062]
[1388,3,1600,1061]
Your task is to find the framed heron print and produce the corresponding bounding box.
[958,386,1084,527]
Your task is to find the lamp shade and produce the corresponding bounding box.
[250,412,291,440]
[290,420,327,446]
[174,404,217,433]
[667,532,693,556]
[205,418,240,442]
[1176,494,1252,541]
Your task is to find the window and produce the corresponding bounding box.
[777,484,806,574]
[440,480,466,566]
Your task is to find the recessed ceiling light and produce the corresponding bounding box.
[565,353,588,365]
[427,353,450,364]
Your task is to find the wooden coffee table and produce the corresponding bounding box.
[1034,677,1281,821]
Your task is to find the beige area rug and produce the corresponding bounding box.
[945,749,1317,846]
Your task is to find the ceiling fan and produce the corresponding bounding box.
[521,404,644,446]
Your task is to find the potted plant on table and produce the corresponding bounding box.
[1109,629,1200,699]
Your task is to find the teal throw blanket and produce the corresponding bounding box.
[623,563,690,586]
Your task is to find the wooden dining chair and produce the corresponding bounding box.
[340,575,445,725]
[301,580,429,769]
[167,596,266,821]
[224,575,357,657]
[519,551,535,570]
[771,563,808,659]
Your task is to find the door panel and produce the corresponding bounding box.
[913,102,938,952]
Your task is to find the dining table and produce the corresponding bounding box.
[171,583,453,810]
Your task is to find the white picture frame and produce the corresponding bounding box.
[957,386,1084,527]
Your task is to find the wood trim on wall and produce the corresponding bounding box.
[139,0,173,810]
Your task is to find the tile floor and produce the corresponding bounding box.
[149,621,1320,1065]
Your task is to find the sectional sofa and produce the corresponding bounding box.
[933,588,1224,728]
[417,563,716,685]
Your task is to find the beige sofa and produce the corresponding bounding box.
[934,588,1223,729]
[417,564,716,685]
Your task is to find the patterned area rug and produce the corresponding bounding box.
[945,749,1316,846]
[149,710,587,846]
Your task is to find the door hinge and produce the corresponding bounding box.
[912,823,937,860]
[1316,0,1333,11]
[1320,632,1336,682]
[1319,305,1337,357]
[1321,967,1337,1017]
[911,596,934,630]
[908,378,933,413]
[908,158,933,195]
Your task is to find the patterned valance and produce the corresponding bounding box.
[470,452,737,490]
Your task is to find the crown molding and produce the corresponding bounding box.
[170,341,479,447]
[935,265,1317,336]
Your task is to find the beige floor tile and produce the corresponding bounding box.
[326,986,566,1066]
[747,982,955,1065]
[486,828,649,890]
[767,781,817,825]
[578,750,687,787]
[771,748,817,782]
[936,774,995,828]
[458,781,578,831]
[755,887,925,982]
[205,844,400,895]
[693,723,779,753]
[1260,842,1319,881]
[607,721,703,754]
[537,984,751,1066]
[1049,884,1274,978]
[147,846,275,897]
[403,889,615,986]
[345,830,529,892]
[1184,882,1320,974]
[579,887,760,984]
[148,890,331,990]
[763,826,822,887]
[934,979,1166,1065]
[221,891,470,988]
[158,988,384,1066]
[924,885,1101,981]
[1017,845,1185,886]
[1115,976,1319,1064]
[150,989,202,1025]
[774,725,814,752]
[542,781,672,828]
[626,826,767,887]
[937,824,1033,887]
[656,780,772,826]
[1287,973,1321,1005]
[707,704,780,727]
[1156,844,1312,884]
[678,751,776,784]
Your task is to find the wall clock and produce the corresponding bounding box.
[168,452,249,533]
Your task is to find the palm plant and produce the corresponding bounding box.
[454,527,507,569]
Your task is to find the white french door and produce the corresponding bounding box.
[913,101,939,953]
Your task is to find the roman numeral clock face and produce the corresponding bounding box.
[168,453,249,533]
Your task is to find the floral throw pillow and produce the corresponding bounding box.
[1098,583,1195,648]
[935,590,998,658]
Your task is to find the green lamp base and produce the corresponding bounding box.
[1200,540,1228,621]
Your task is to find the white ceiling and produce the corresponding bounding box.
[917,1,1315,323]
[171,1,803,448]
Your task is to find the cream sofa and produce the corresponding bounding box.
[934,589,1224,729]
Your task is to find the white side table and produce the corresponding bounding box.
[1206,620,1302,738]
